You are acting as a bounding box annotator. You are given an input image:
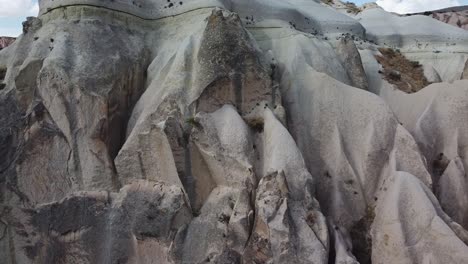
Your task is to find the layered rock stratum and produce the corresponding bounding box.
[0,37,15,50]
[1,0,468,263]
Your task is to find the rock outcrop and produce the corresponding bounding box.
[1,1,468,264]
[409,5,468,31]
[0,37,15,50]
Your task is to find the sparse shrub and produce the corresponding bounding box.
[345,179,355,185]
[186,117,201,127]
[388,70,401,81]
[248,119,264,133]
[410,61,421,68]
[345,2,361,14]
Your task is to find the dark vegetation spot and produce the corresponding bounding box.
[345,2,361,14]
[249,120,264,133]
[218,213,230,224]
[186,117,201,128]
[0,67,6,80]
[345,179,354,185]
[193,210,201,217]
[146,215,155,220]
[350,206,375,264]
[306,212,316,225]
[432,152,450,177]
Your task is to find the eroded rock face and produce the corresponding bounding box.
[1,1,468,264]
[463,58,468,79]
[409,6,468,30]
[7,181,191,264]
[0,37,15,50]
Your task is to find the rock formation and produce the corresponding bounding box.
[1,0,468,263]
[0,37,15,50]
[409,5,468,31]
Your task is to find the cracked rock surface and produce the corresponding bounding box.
[1,1,468,263]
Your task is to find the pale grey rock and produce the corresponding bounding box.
[437,157,468,229]
[2,0,468,263]
[244,171,328,264]
[115,118,185,188]
[405,52,468,83]
[463,58,468,79]
[334,35,369,90]
[181,186,249,264]
[330,225,359,264]
[39,0,365,36]
[180,103,329,263]
[356,6,468,49]
[4,180,191,264]
[371,172,468,264]
[391,125,432,188]
[423,64,443,83]
[0,8,150,206]
[189,105,255,210]
[409,6,468,30]
[357,5,468,83]
[253,29,358,88]
[379,81,468,230]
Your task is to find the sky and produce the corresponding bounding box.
[1,0,468,37]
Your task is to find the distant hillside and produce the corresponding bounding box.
[0,37,15,50]
[408,5,468,30]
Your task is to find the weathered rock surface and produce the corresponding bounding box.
[0,37,15,50]
[409,5,468,31]
[1,0,468,264]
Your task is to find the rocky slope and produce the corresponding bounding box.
[0,37,15,50]
[409,5,468,30]
[1,0,468,263]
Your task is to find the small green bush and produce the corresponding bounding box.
[186,117,201,128]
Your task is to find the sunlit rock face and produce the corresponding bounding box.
[1,1,468,263]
